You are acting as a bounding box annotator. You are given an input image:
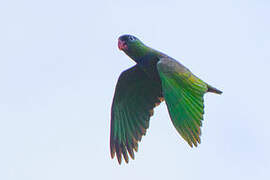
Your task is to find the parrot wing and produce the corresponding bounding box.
[157,57,208,147]
[110,65,163,164]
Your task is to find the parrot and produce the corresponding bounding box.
[110,34,222,164]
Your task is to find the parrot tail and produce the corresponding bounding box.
[207,84,223,95]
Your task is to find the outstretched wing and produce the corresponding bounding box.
[110,65,163,164]
[157,57,208,147]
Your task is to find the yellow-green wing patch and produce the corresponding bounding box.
[157,58,208,147]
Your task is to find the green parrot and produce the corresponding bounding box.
[110,34,222,164]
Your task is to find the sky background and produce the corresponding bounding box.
[0,0,269,179]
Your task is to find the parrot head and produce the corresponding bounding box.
[118,34,150,62]
[118,34,140,51]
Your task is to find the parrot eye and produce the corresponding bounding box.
[128,36,136,41]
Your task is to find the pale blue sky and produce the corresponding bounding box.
[0,0,269,179]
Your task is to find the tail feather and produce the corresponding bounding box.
[207,84,223,95]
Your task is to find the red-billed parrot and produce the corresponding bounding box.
[110,34,222,164]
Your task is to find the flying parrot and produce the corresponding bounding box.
[110,34,222,164]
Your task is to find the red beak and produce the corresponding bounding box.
[118,39,128,51]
